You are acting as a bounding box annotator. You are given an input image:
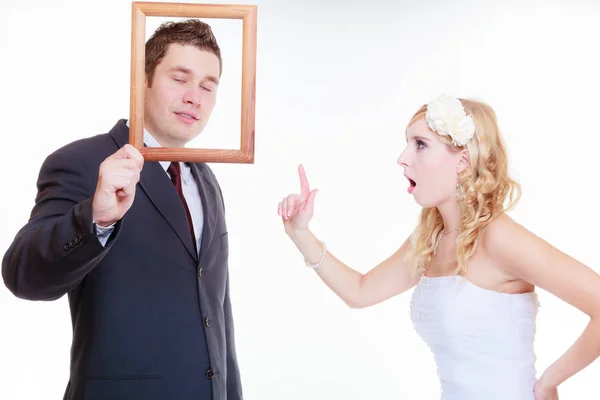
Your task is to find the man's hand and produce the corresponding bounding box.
[92,144,144,227]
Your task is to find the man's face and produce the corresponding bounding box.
[144,43,220,147]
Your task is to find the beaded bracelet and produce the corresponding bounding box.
[304,240,327,269]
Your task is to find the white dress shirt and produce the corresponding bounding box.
[143,130,204,254]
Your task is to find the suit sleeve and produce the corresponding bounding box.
[1,149,122,301]
[224,268,243,399]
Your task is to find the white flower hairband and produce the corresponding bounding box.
[425,94,475,146]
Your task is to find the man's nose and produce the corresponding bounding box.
[183,87,202,107]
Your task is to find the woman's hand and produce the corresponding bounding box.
[277,164,318,235]
[534,380,559,400]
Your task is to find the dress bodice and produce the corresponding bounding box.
[410,275,540,400]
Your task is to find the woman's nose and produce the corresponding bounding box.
[397,149,409,167]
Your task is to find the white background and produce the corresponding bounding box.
[1,0,600,399]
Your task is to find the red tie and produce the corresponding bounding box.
[167,162,197,253]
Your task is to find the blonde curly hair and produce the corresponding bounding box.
[404,98,521,277]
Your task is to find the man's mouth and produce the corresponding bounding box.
[175,112,199,121]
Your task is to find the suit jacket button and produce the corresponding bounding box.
[206,368,214,379]
[198,267,203,278]
[204,317,210,327]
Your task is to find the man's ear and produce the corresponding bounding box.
[457,148,471,173]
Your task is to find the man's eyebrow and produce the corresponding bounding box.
[203,75,219,85]
[169,66,193,74]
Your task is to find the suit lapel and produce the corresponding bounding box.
[109,120,198,261]
[139,162,199,261]
[189,163,217,265]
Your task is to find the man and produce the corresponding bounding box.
[1,19,242,400]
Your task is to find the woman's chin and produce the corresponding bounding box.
[412,193,439,209]
[412,197,432,208]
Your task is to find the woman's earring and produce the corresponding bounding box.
[456,182,464,200]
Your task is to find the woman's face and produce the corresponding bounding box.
[397,118,469,208]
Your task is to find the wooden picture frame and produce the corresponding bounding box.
[129,1,257,163]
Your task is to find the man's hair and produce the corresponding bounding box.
[145,19,222,86]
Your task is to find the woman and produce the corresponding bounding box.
[277,94,600,400]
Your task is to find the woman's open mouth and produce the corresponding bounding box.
[406,176,417,194]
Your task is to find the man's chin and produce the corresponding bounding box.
[171,129,204,146]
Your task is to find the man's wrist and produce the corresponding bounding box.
[93,218,117,229]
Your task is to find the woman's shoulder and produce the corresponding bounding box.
[480,213,527,250]
[479,213,541,273]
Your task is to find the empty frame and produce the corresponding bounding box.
[129,1,257,163]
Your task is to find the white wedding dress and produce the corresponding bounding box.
[410,275,540,400]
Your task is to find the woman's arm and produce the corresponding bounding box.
[288,228,418,308]
[486,214,600,393]
[278,164,417,309]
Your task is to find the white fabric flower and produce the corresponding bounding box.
[425,94,475,146]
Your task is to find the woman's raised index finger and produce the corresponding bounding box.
[298,164,310,196]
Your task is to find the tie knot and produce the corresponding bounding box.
[167,162,181,178]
